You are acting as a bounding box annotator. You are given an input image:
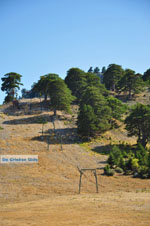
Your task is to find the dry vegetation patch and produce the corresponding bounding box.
[0,99,150,225]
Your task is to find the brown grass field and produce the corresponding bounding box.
[0,99,150,226]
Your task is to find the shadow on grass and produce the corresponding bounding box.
[92,143,135,156]
[31,128,81,144]
[3,114,52,125]
[3,100,51,116]
[92,145,113,155]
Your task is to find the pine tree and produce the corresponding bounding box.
[49,78,75,115]
[85,72,108,96]
[118,69,145,99]
[143,68,150,82]
[102,66,106,74]
[65,68,87,103]
[88,67,93,73]
[77,104,98,137]
[77,86,111,137]
[93,67,100,75]
[32,74,59,101]
[103,64,124,91]
[107,96,127,121]
[125,103,150,147]
[1,72,23,103]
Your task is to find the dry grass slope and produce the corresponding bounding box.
[0,98,150,226]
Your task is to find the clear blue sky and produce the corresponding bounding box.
[0,0,150,104]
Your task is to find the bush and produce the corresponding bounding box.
[107,145,123,167]
[135,144,148,166]
[104,165,115,176]
[131,158,139,172]
[115,167,124,173]
[106,144,150,179]
[139,166,149,179]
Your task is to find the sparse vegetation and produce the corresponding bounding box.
[104,164,115,176]
[106,144,150,178]
[1,65,150,183]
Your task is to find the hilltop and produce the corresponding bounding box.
[0,98,150,226]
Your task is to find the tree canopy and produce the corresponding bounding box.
[107,96,127,121]
[32,74,59,101]
[65,67,107,103]
[65,68,87,102]
[85,72,108,95]
[125,103,150,147]
[103,64,124,91]
[77,104,98,137]
[143,68,150,82]
[49,78,75,115]
[118,69,145,99]
[77,86,111,137]
[88,67,93,73]
[31,74,75,115]
[1,72,23,103]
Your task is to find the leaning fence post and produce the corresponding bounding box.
[79,171,83,194]
[94,170,99,193]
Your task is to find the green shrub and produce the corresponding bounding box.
[107,145,123,167]
[135,144,148,166]
[131,158,139,172]
[125,158,133,170]
[107,144,150,179]
[139,166,149,179]
[104,164,115,176]
[115,167,124,173]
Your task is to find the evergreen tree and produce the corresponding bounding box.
[102,66,106,74]
[77,86,111,137]
[49,78,75,115]
[65,68,87,103]
[32,74,59,101]
[143,68,150,82]
[125,103,150,147]
[21,88,40,99]
[77,104,98,137]
[103,64,124,91]
[85,72,108,96]
[118,69,145,99]
[93,67,100,75]
[107,96,127,121]
[88,67,93,73]
[1,72,23,103]
[65,68,108,103]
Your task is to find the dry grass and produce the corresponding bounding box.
[0,99,150,226]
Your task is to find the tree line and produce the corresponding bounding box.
[1,64,150,148]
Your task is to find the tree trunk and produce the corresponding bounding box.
[44,94,47,101]
[138,137,147,148]
[53,108,57,116]
[141,137,147,148]
[112,83,115,91]
[128,89,132,100]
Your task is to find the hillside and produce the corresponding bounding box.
[0,98,150,226]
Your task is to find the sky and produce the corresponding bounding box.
[0,0,150,104]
